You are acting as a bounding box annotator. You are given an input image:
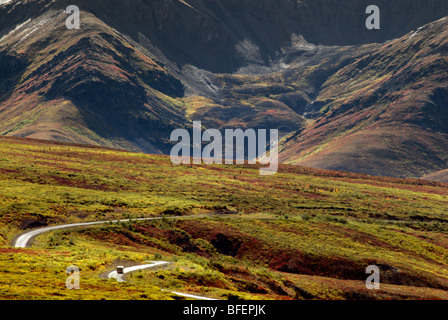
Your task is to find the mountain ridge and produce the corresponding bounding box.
[279,15,448,178]
[1,0,448,177]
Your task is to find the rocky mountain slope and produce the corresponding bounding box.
[1,0,448,176]
[279,16,448,178]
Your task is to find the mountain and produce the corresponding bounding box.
[1,0,448,176]
[0,0,187,154]
[278,16,448,178]
[422,169,448,183]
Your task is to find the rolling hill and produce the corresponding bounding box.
[1,136,448,300]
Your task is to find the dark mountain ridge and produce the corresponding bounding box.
[3,0,448,73]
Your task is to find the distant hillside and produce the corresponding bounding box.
[421,169,448,183]
[69,0,448,73]
[278,15,448,178]
[1,0,448,177]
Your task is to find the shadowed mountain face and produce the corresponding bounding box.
[0,0,448,177]
[12,0,448,73]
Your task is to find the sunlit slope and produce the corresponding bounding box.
[1,136,448,299]
[279,16,448,178]
[422,169,448,183]
[0,4,186,154]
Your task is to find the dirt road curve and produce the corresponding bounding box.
[13,216,206,248]
[12,215,219,300]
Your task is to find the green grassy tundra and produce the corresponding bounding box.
[1,136,448,300]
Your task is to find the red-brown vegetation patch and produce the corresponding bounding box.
[268,249,365,280]
[0,247,53,256]
[323,224,398,250]
[277,164,448,196]
[176,220,264,258]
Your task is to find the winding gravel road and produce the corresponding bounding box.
[12,215,219,300]
[13,216,204,248]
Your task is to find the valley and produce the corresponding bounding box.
[1,0,448,301]
[1,0,448,177]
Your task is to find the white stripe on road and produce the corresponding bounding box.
[166,290,219,301]
[108,261,170,280]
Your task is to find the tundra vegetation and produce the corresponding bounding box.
[1,136,448,300]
